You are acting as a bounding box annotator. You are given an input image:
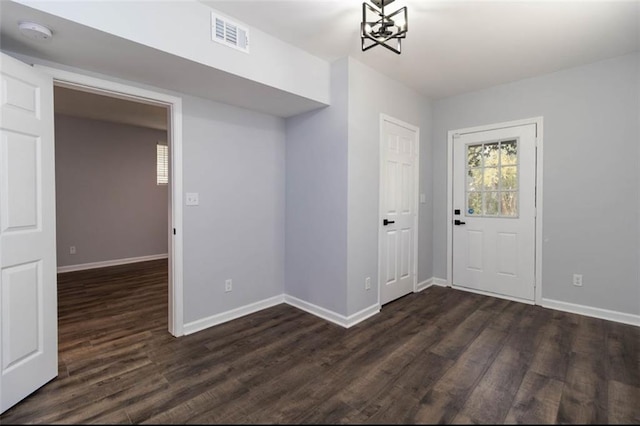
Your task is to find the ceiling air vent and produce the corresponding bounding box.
[211,13,249,53]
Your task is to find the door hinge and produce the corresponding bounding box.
[173,228,176,235]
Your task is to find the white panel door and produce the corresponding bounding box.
[379,117,418,305]
[0,53,57,413]
[452,124,536,301]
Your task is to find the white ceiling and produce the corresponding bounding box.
[0,1,326,118]
[205,0,640,99]
[1,0,637,119]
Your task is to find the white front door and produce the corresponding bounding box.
[452,123,536,301]
[0,53,57,413]
[379,116,419,305]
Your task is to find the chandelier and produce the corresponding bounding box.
[361,0,408,54]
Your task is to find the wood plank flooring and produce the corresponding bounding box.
[1,259,638,424]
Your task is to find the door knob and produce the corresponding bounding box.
[383,219,395,226]
[454,219,466,225]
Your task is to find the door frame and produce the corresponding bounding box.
[446,117,543,305]
[34,65,185,336]
[377,113,420,306]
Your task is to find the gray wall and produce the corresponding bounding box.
[432,53,640,315]
[182,95,286,324]
[17,53,287,326]
[284,57,433,317]
[284,58,349,315]
[55,114,168,267]
[346,58,432,315]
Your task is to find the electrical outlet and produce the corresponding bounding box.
[365,277,371,290]
[225,279,232,292]
[69,246,76,255]
[572,274,583,287]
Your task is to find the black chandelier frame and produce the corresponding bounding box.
[361,0,408,55]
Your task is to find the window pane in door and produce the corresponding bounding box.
[485,191,499,215]
[500,140,518,165]
[501,166,518,190]
[467,192,482,215]
[501,191,518,217]
[464,139,520,218]
[484,143,500,167]
[467,168,483,191]
[484,167,499,190]
[467,145,483,168]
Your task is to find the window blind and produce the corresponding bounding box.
[157,143,168,185]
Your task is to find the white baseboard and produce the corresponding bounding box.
[180,287,639,338]
[415,279,432,292]
[433,277,449,287]
[284,295,379,328]
[57,253,168,273]
[541,298,640,327]
[416,277,449,292]
[183,294,285,335]
[343,303,380,327]
[183,294,380,336]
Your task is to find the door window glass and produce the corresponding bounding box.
[465,139,519,217]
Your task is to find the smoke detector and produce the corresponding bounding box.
[18,21,53,42]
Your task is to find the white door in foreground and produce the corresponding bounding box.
[0,52,57,413]
[379,117,418,305]
[452,124,536,301]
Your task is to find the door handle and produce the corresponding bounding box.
[383,219,395,226]
[454,220,466,226]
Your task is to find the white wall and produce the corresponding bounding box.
[55,114,168,267]
[17,42,639,330]
[15,0,329,106]
[432,53,640,316]
[284,57,433,318]
[8,52,287,327]
[182,95,286,323]
[346,58,432,316]
[284,59,349,315]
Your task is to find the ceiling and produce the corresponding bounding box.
[1,0,637,119]
[54,86,168,131]
[205,0,640,99]
[0,1,325,118]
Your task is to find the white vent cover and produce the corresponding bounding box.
[211,13,249,53]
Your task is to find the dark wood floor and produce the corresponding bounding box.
[1,259,638,424]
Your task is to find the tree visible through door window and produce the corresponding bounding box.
[157,143,168,185]
[466,140,518,217]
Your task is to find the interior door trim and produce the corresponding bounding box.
[446,117,544,305]
[33,64,185,337]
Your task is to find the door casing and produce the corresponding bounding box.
[378,113,420,307]
[35,65,185,336]
[446,117,543,305]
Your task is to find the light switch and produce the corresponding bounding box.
[186,192,199,206]
[420,193,426,204]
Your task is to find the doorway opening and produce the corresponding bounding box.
[39,65,185,336]
[53,85,172,349]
